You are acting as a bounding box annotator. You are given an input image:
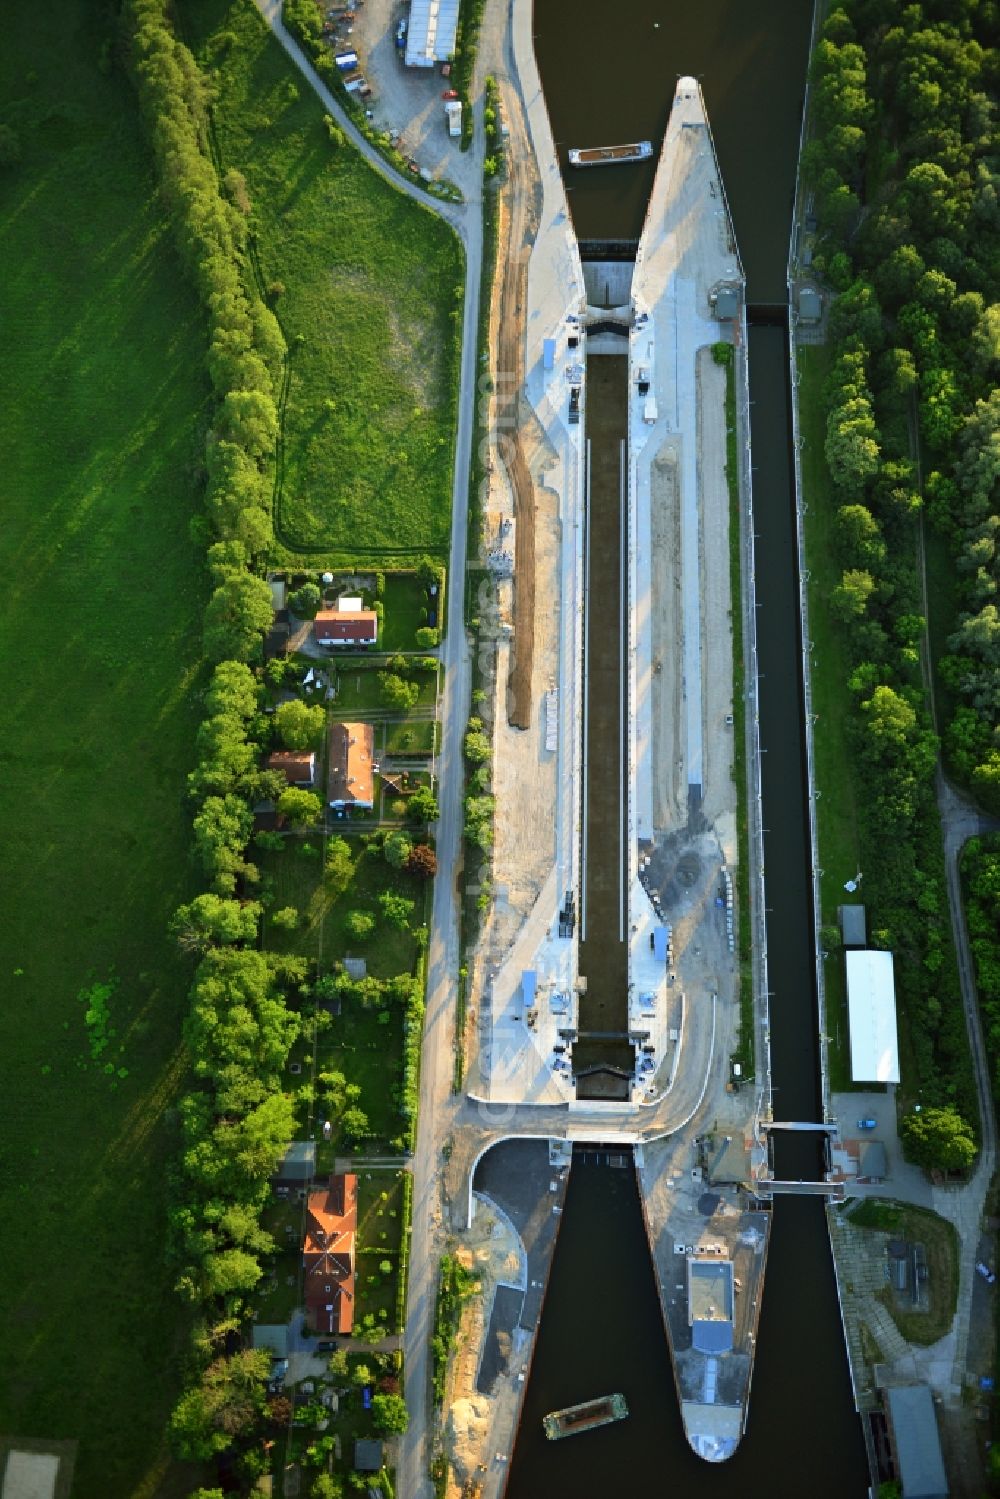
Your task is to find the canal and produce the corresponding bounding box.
[504,1,871,1493]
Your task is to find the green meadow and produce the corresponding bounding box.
[0,7,207,1493]
[184,0,464,563]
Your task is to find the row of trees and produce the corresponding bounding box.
[127,2,304,1479]
[807,4,987,1146]
[129,5,438,1486]
[130,0,286,666]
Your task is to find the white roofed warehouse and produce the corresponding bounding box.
[404,0,460,67]
[846,949,900,1084]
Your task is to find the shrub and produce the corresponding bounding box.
[289,582,322,618]
[345,909,375,940]
[270,906,299,931]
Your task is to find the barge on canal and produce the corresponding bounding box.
[567,140,653,167]
[542,1392,629,1440]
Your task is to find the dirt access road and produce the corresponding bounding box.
[495,91,542,729]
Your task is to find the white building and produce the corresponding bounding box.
[846,949,900,1084]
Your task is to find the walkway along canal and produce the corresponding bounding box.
[505,1,870,1493]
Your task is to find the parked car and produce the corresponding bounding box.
[857,1117,877,1131]
[976,1261,996,1284]
[316,1339,338,1352]
[395,16,407,47]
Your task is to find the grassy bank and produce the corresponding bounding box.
[798,343,864,1090]
[0,7,207,1494]
[183,0,464,563]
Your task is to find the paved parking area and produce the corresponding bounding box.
[830,1088,934,1204]
[351,0,481,196]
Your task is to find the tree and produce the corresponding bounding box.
[274,698,326,750]
[218,387,278,458]
[235,505,272,555]
[206,538,249,583]
[825,398,881,491]
[325,835,354,895]
[371,1392,409,1434]
[289,581,322,618]
[270,905,299,931]
[383,830,412,868]
[407,843,437,878]
[415,556,441,591]
[378,891,414,930]
[185,948,299,1081]
[406,787,439,825]
[379,673,419,713]
[464,720,491,764]
[204,573,274,662]
[341,1107,369,1142]
[830,568,875,622]
[168,1349,270,1459]
[204,1247,263,1297]
[171,893,261,952]
[205,659,259,720]
[192,794,253,888]
[900,1106,976,1172]
[345,909,375,939]
[277,787,323,829]
[415,626,439,648]
[310,1477,344,1499]
[835,505,886,568]
[328,1347,351,1380]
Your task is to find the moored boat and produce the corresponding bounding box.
[568,141,653,167]
[542,1392,629,1440]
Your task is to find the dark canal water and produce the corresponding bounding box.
[504,1,871,1493]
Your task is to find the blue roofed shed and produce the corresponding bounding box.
[653,926,670,963]
[543,337,556,371]
[688,1257,734,1354]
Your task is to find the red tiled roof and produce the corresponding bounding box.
[303,1173,357,1336]
[314,610,378,645]
[327,723,375,809]
[266,751,316,786]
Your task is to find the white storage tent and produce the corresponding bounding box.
[405,0,460,67]
[846,949,900,1084]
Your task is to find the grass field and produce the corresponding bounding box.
[261,839,428,975]
[381,573,432,651]
[0,8,208,1496]
[332,663,439,716]
[183,0,464,562]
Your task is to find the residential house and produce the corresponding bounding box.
[302,1172,358,1337]
[314,594,378,648]
[274,1140,316,1184]
[327,722,376,811]
[267,750,316,787]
